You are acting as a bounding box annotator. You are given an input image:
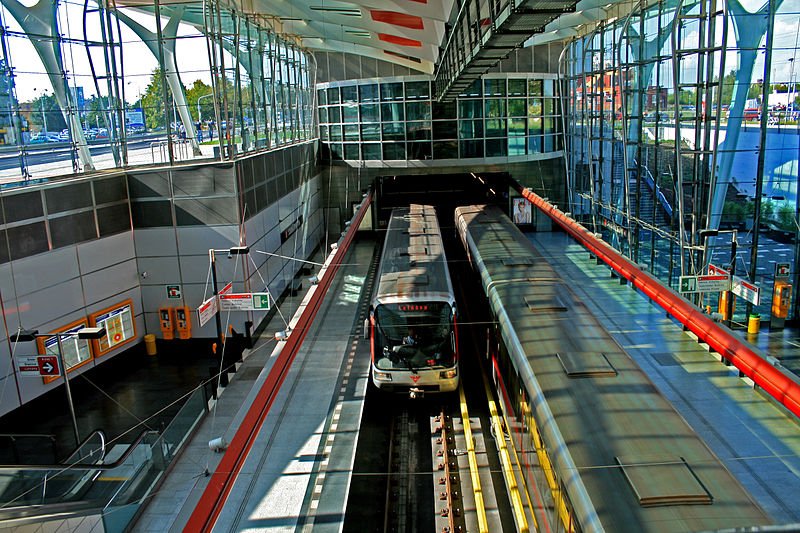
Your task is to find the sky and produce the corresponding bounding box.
[4,0,214,103]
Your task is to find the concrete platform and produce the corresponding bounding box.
[133,238,375,532]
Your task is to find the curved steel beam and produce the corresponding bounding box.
[1,0,95,170]
[114,6,202,156]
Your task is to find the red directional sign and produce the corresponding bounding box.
[37,355,60,376]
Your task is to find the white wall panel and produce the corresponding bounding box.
[0,378,21,417]
[11,247,80,297]
[82,259,139,307]
[18,280,85,329]
[77,232,135,273]
[137,256,181,286]
[134,228,178,257]
[175,226,241,256]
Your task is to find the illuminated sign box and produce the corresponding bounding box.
[90,299,137,356]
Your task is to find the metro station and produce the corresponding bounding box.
[0,0,798,531]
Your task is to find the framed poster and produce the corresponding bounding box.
[511,196,532,225]
[90,299,137,356]
[36,319,93,384]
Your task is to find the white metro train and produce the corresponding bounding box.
[365,204,459,395]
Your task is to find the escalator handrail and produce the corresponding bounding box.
[0,429,159,472]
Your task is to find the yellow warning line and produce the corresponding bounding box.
[479,371,531,533]
[459,384,489,533]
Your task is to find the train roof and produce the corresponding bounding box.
[455,204,771,532]
[374,205,454,305]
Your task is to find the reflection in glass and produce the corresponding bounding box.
[406,121,432,140]
[342,104,359,122]
[458,99,483,119]
[459,119,483,139]
[361,123,381,141]
[486,139,507,157]
[383,142,406,160]
[360,104,379,122]
[460,140,483,158]
[380,82,403,101]
[485,99,506,118]
[508,136,526,156]
[327,87,340,104]
[341,85,358,103]
[406,101,431,120]
[508,79,527,96]
[359,84,379,102]
[382,122,405,140]
[484,79,506,97]
[486,119,506,137]
[405,81,430,99]
[381,102,405,121]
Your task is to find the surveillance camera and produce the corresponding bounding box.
[227,252,233,259]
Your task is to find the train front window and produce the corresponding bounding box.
[373,302,455,371]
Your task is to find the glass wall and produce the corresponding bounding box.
[562,0,800,323]
[0,0,314,184]
[317,75,562,162]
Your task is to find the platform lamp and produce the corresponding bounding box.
[700,229,738,326]
[11,326,106,448]
[209,246,250,348]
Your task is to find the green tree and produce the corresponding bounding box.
[747,82,763,100]
[141,68,175,130]
[776,204,797,232]
[185,79,213,122]
[23,94,66,133]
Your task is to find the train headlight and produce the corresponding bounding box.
[373,370,393,382]
[439,368,457,380]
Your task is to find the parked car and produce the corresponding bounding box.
[644,111,670,123]
[29,133,61,144]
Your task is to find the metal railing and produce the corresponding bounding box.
[0,385,209,532]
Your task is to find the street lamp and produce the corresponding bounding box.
[33,88,49,133]
[11,326,107,448]
[209,246,249,347]
[197,92,214,124]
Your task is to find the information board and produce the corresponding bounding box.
[732,276,761,305]
[36,321,92,382]
[219,293,270,312]
[197,296,218,327]
[91,300,136,355]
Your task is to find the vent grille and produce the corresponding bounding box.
[557,352,617,377]
[523,294,567,312]
[503,256,535,266]
[616,456,713,506]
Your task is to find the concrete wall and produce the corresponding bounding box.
[0,141,321,416]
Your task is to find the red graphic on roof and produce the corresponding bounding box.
[371,10,424,30]
[379,33,422,47]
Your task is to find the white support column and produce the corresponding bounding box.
[115,6,202,156]
[2,0,95,171]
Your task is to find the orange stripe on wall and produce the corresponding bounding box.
[378,33,422,47]
[370,10,424,30]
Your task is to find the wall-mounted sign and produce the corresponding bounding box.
[166,285,182,299]
[37,321,92,383]
[91,300,136,355]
